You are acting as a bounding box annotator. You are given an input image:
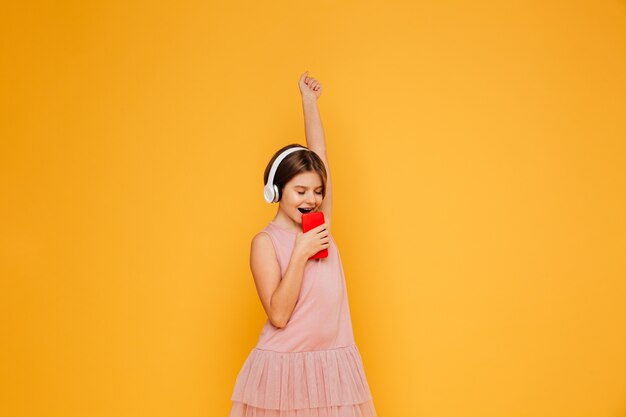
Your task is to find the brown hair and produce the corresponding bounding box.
[263,143,327,202]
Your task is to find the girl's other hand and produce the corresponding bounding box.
[294,222,329,260]
[298,71,322,100]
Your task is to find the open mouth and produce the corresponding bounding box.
[298,207,315,214]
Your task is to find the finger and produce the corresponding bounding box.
[307,225,325,235]
[311,80,318,89]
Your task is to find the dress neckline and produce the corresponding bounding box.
[270,220,300,235]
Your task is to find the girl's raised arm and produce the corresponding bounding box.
[298,71,332,226]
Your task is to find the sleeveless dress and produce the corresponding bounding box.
[228,220,377,417]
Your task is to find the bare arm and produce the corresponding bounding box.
[299,71,333,225]
[250,233,309,328]
[302,96,326,154]
[250,224,328,328]
[268,249,309,328]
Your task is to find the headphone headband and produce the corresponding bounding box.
[264,146,308,203]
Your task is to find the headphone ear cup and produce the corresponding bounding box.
[273,184,280,202]
[263,184,274,203]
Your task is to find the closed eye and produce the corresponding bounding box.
[298,191,322,195]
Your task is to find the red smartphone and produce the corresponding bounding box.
[301,211,329,260]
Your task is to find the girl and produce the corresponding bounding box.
[228,71,377,417]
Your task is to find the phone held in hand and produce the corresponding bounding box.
[301,211,329,260]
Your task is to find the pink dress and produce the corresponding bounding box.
[228,220,377,417]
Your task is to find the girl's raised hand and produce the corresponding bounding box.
[298,71,322,100]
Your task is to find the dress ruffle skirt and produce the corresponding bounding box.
[229,345,377,417]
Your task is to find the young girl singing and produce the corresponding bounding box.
[228,71,377,417]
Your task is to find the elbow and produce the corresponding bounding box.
[269,296,290,328]
[271,320,286,329]
[269,312,288,329]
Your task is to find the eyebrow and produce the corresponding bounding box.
[294,185,323,189]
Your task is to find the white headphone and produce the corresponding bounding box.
[264,146,309,203]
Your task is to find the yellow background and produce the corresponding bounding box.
[1,1,625,416]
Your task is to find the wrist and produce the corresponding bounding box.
[301,95,317,104]
[292,247,310,263]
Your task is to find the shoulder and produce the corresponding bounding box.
[250,231,277,258]
[251,230,272,248]
[250,231,280,272]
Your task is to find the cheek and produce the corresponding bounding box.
[289,194,304,206]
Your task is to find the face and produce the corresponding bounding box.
[278,171,324,224]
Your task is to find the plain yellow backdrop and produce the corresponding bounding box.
[1,1,625,416]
